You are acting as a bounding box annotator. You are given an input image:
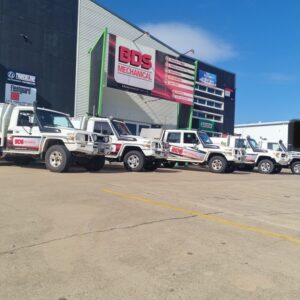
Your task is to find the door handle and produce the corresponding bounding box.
[15,131,19,133]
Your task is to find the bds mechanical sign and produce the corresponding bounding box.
[113,35,156,91]
[107,34,196,106]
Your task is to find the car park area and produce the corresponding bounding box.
[1,163,300,300]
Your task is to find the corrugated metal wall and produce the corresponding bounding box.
[75,0,178,127]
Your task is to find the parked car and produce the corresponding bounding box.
[71,116,168,171]
[0,103,110,172]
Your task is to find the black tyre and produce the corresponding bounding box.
[225,164,235,173]
[123,151,145,172]
[272,165,282,174]
[258,159,275,174]
[163,161,176,168]
[85,156,105,172]
[291,161,300,175]
[208,155,228,173]
[144,160,160,171]
[45,145,71,173]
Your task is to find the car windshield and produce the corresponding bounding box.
[198,131,213,145]
[112,120,132,136]
[36,109,73,128]
[248,138,259,149]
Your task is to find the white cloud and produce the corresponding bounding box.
[262,72,295,83]
[141,22,237,63]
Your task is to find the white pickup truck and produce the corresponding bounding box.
[140,128,246,173]
[0,103,110,172]
[71,116,168,172]
[258,139,300,175]
[211,135,290,174]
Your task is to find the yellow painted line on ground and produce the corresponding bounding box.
[102,188,300,245]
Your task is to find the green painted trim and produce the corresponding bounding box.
[188,60,199,129]
[88,29,105,115]
[97,27,108,116]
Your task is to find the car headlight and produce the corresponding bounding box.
[76,133,86,143]
[103,136,109,143]
[67,133,76,142]
[143,142,152,149]
[224,148,234,155]
[92,134,110,143]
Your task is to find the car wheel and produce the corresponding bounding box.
[258,159,275,174]
[144,160,159,171]
[291,161,300,175]
[45,145,71,172]
[225,164,235,173]
[85,156,105,172]
[208,155,228,173]
[272,165,282,174]
[163,161,176,168]
[123,151,145,172]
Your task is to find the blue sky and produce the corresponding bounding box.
[98,0,300,124]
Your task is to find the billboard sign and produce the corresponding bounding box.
[107,34,196,106]
[5,83,37,104]
[5,70,37,104]
[199,70,217,87]
[113,35,156,91]
[199,119,215,132]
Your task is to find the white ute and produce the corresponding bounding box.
[211,135,290,174]
[71,116,168,172]
[0,103,110,172]
[140,128,246,173]
[258,139,300,175]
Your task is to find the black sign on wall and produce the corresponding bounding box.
[0,0,78,114]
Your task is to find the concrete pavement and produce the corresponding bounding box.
[0,163,300,299]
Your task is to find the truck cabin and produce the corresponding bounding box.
[93,118,135,141]
[246,136,266,152]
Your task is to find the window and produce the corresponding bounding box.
[126,123,137,135]
[167,132,181,143]
[235,138,247,148]
[248,138,259,150]
[111,120,131,136]
[194,96,224,110]
[193,109,223,123]
[267,143,282,152]
[94,121,114,135]
[195,82,224,98]
[17,111,35,127]
[36,109,73,128]
[184,133,198,144]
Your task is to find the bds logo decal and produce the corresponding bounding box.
[12,137,41,149]
[14,138,24,145]
[119,46,152,70]
[114,35,156,91]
